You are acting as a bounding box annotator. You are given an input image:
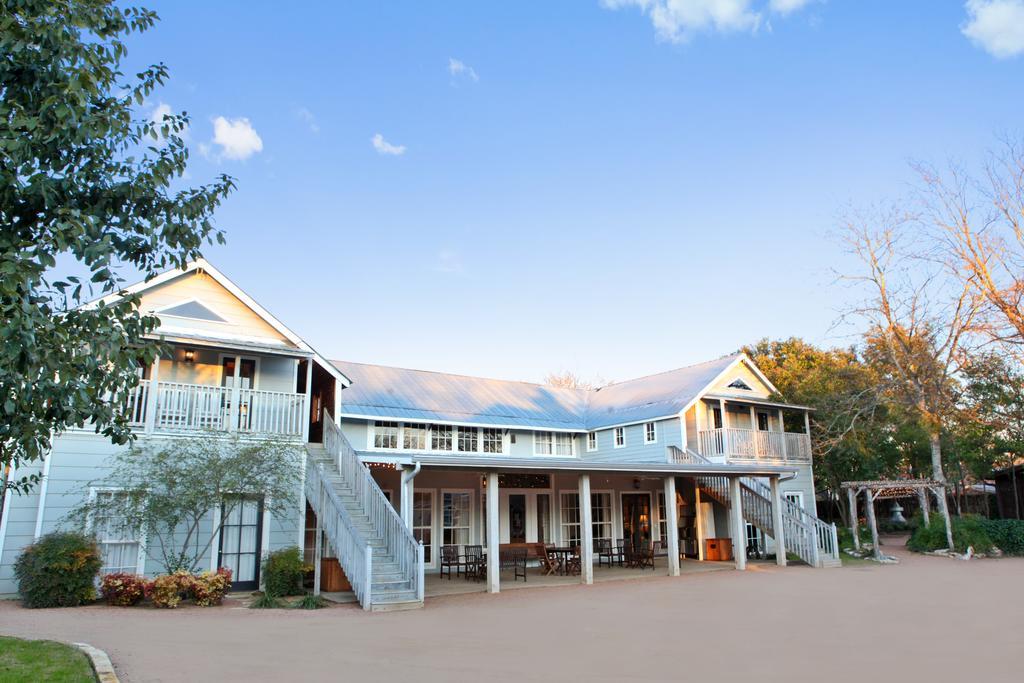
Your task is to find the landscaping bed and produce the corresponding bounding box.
[0,636,95,683]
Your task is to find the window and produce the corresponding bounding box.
[403,423,427,450]
[536,431,573,456]
[219,496,263,588]
[457,426,478,453]
[784,491,804,510]
[587,432,597,452]
[536,494,551,544]
[93,490,142,575]
[591,493,613,549]
[560,493,581,547]
[442,492,472,546]
[482,428,504,454]
[431,424,452,451]
[644,422,657,444]
[712,407,723,429]
[374,421,399,449]
[728,378,753,390]
[614,427,625,448]
[657,492,667,543]
[413,491,434,563]
[757,412,770,432]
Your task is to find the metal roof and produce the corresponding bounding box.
[333,354,760,431]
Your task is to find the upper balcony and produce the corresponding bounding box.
[696,427,811,463]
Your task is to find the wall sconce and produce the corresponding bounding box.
[183,348,196,364]
[633,478,641,490]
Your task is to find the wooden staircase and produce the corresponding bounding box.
[670,446,841,568]
[305,414,424,611]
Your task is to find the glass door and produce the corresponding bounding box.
[413,491,434,565]
[508,494,527,543]
[621,493,652,549]
[219,497,263,590]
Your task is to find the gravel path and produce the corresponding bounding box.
[1,539,1019,682]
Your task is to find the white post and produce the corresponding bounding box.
[144,354,161,433]
[401,466,414,530]
[777,408,787,460]
[486,472,500,593]
[679,409,689,453]
[579,474,594,585]
[664,476,680,576]
[229,355,241,432]
[719,398,730,458]
[865,488,881,561]
[770,476,786,567]
[313,479,323,597]
[695,484,706,561]
[847,487,860,551]
[729,476,746,571]
[301,359,313,442]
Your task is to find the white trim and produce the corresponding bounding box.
[210,506,222,571]
[644,421,657,445]
[440,488,476,549]
[613,427,626,449]
[217,352,262,391]
[619,489,654,545]
[340,412,583,433]
[33,455,53,540]
[586,432,598,452]
[0,474,14,566]
[784,491,805,510]
[411,488,437,569]
[533,430,575,457]
[87,487,148,577]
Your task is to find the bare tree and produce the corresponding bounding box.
[915,138,1024,360]
[544,370,607,391]
[839,211,982,549]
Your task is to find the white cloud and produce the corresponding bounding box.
[295,107,320,133]
[208,116,263,161]
[962,0,1024,58]
[434,249,463,274]
[601,0,817,42]
[448,57,479,83]
[372,133,406,156]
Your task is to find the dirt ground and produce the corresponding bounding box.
[1,538,1020,682]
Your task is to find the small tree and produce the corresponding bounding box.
[1,1,234,490]
[70,436,301,574]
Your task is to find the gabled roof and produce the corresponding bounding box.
[334,353,783,431]
[87,259,351,387]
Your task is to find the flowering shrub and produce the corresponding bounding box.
[100,573,148,606]
[192,568,232,606]
[149,571,195,609]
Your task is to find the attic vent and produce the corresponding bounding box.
[159,300,227,322]
[727,378,753,391]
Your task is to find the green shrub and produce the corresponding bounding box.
[292,594,328,610]
[261,546,308,597]
[249,592,283,609]
[907,514,994,554]
[13,532,103,608]
[978,519,1024,555]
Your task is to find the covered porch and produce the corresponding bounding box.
[366,455,798,595]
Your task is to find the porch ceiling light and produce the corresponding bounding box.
[183,348,196,363]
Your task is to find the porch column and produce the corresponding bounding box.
[719,398,730,457]
[400,466,414,530]
[770,476,786,567]
[694,484,706,561]
[486,472,500,593]
[847,487,860,551]
[143,354,161,433]
[777,409,787,460]
[579,474,594,585]
[229,355,242,432]
[664,476,680,576]
[728,476,747,570]
[301,359,313,442]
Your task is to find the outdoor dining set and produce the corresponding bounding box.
[439,539,660,583]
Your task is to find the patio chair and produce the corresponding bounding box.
[501,547,528,582]
[463,545,485,582]
[564,545,582,576]
[637,541,655,570]
[538,544,560,576]
[595,538,614,568]
[620,539,636,568]
[440,544,461,580]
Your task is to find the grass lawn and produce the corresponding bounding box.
[0,636,95,683]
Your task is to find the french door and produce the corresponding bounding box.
[219,497,264,590]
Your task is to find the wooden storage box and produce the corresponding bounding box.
[320,558,351,592]
[704,538,733,562]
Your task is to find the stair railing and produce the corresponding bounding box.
[322,410,423,602]
[305,455,372,608]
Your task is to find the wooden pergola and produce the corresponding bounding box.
[841,479,954,560]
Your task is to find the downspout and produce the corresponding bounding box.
[400,461,422,529]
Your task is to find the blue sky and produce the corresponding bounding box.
[119,0,1024,383]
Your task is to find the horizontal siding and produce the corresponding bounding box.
[582,418,681,464]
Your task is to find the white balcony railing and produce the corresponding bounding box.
[120,380,305,438]
[697,427,811,463]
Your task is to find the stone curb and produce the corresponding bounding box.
[73,642,119,683]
